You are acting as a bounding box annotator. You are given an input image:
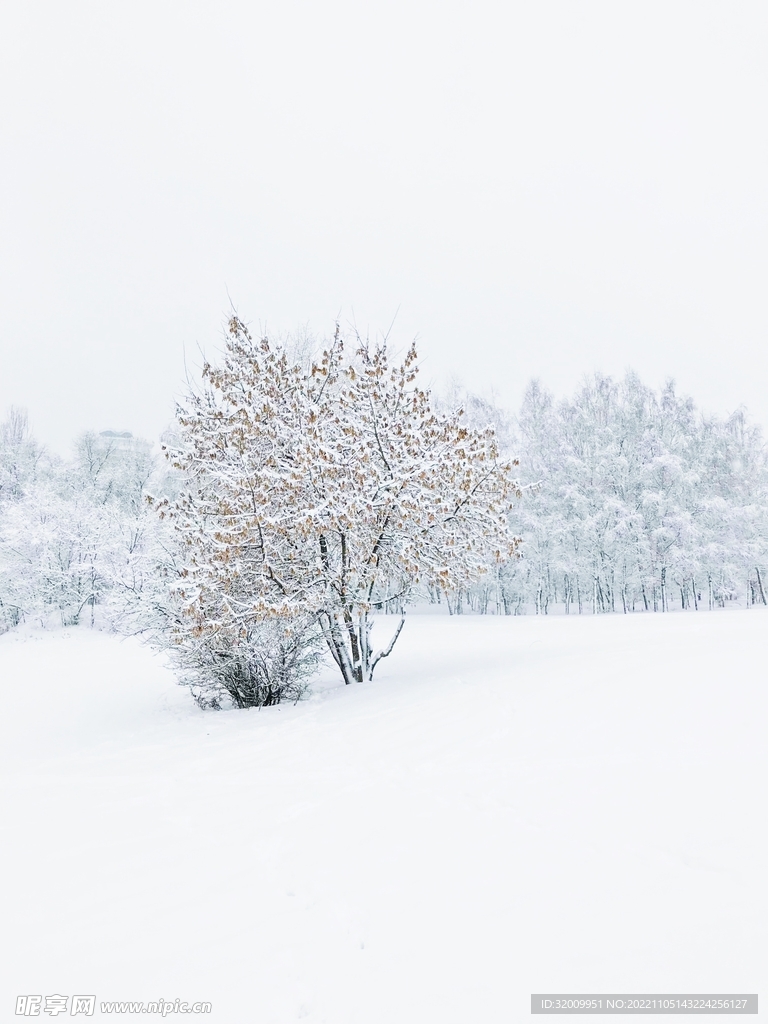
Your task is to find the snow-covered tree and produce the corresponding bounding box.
[160,318,520,685]
[0,407,46,504]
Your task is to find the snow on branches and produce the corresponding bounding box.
[161,318,521,685]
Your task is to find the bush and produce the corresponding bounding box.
[171,617,322,710]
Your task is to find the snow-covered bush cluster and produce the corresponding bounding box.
[3,329,768,705]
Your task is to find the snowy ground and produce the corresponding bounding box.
[1,610,765,1022]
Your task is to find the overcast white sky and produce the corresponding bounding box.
[1,1,767,452]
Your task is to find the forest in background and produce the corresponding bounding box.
[454,372,768,616]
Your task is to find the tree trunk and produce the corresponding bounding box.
[319,609,405,684]
[318,612,357,686]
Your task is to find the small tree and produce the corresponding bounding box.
[160,318,520,686]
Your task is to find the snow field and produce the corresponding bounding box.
[1,610,765,1022]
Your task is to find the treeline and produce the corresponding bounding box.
[0,409,168,632]
[456,373,768,615]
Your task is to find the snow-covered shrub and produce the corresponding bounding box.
[170,616,322,709]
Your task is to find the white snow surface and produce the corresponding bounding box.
[1,611,765,1022]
